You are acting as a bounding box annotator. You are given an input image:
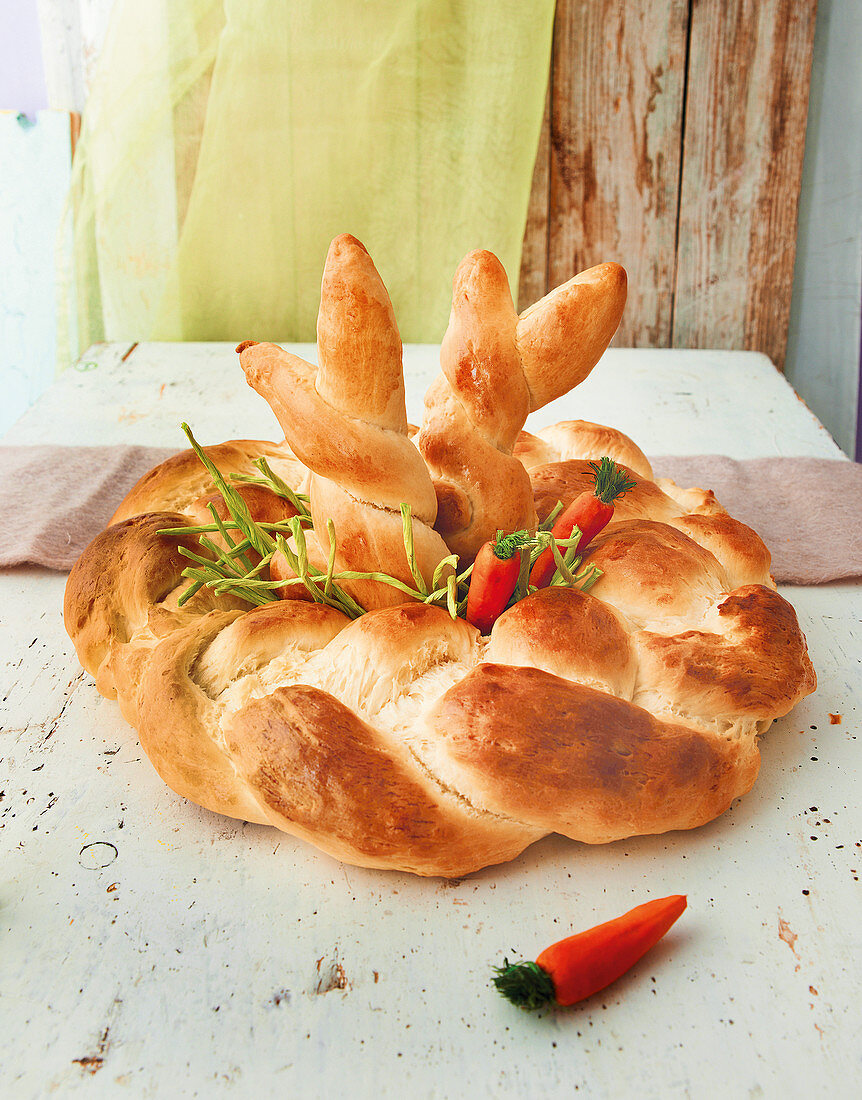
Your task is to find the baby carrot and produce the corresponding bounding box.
[492,895,687,1009]
[465,530,532,634]
[530,457,636,590]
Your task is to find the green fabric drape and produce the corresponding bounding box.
[69,0,555,352]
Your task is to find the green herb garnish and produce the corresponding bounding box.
[161,428,602,619]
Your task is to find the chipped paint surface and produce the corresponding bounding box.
[778,915,799,957]
[0,343,859,1096]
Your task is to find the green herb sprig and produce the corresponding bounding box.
[161,425,602,619]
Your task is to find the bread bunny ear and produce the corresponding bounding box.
[439,249,529,453]
[239,237,452,609]
[517,262,627,410]
[316,233,407,433]
[418,250,535,557]
[419,255,627,561]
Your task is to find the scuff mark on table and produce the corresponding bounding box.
[778,914,799,958]
[72,1025,110,1074]
[315,952,350,994]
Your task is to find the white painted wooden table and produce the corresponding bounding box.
[2,344,859,1099]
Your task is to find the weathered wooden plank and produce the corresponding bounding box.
[544,0,689,347]
[517,83,551,311]
[673,0,818,368]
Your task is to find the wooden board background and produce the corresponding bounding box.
[519,0,818,370]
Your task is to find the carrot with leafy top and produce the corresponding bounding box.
[466,530,532,634]
[530,457,636,590]
[492,894,687,1009]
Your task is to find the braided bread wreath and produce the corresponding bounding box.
[64,234,816,878]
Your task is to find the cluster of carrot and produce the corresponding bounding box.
[465,457,636,634]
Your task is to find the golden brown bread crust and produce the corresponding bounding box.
[120,603,351,826]
[63,512,246,691]
[65,459,816,875]
[428,664,761,842]
[224,685,538,877]
[307,476,451,611]
[63,396,815,875]
[63,237,816,877]
[417,253,627,560]
[528,457,775,596]
[418,371,535,546]
[666,512,772,590]
[583,520,733,629]
[530,459,685,526]
[111,439,307,524]
[517,262,628,408]
[63,394,816,875]
[486,586,638,699]
[238,236,453,608]
[240,342,436,521]
[316,234,408,433]
[516,421,653,479]
[129,610,270,824]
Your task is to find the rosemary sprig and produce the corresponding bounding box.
[230,455,311,515]
[432,553,460,590]
[274,522,367,618]
[180,423,276,558]
[207,501,254,573]
[512,541,535,604]
[323,519,337,596]
[547,532,577,586]
[446,574,458,618]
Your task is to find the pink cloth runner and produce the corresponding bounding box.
[0,445,860,584]
[0,445,175,571]
[651,454,862,585]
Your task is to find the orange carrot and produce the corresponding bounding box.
[530,457,636,590]
[492,895,687,1009]
[465,531,531,634]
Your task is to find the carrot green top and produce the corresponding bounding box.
[492,959,556,1009]
[492,530,533,560]
[590,457,637,505]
